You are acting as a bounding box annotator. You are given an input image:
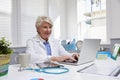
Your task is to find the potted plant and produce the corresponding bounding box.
[0,37,13,77]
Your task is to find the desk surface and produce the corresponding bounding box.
[1,58,120,80]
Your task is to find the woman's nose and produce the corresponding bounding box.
[47,28,51,31]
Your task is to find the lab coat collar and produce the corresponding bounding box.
[34,34,52,43]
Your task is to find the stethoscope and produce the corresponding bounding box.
[34,67,69,74]
[26,64,69,80]
[27,65,69,74]
[30,67,69,80]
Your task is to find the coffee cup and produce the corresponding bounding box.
[18,53,30,69]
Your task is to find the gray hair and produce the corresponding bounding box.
[35,16,53,28]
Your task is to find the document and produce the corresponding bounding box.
[77,63,119,76]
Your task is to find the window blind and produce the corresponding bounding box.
[0,0,12,41]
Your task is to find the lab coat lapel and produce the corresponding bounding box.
[34,35,46,49]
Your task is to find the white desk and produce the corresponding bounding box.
[1,58,120,80]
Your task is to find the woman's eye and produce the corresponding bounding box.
[43,26,52,29]
[43,26,47,28]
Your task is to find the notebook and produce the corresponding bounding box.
[59,39,101,66]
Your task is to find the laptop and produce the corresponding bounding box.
[59,39,101,66]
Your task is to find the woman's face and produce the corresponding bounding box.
[37,21,52,41]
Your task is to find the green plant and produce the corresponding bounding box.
[0,37,13,54]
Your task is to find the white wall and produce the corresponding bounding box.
[107,0,120,39]
[48,0,67,40]
[48,0,78,40]
[66,0,77,40]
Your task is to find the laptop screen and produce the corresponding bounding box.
[77,39,101,65]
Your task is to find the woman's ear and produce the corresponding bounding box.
[36,27,40,33]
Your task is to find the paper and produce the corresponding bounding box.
[78,64,119,76]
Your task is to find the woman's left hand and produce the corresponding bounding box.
[72,53,79,61]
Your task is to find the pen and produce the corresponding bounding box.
[77,63,94,72]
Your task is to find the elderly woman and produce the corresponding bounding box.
[26,16,79,63]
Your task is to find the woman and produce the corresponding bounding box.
[26,16,79,63]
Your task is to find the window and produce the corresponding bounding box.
[77,0,107,44]
[0,0,56,46]
[0,0,12,42]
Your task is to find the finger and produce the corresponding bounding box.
[73,54,79,61]
[76,54,79,58]
[69,57,77,61]
[75,54,79,58]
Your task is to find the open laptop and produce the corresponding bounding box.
[59,39,101,66]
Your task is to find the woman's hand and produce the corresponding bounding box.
[51,56,76,62]
[72,53,79,61]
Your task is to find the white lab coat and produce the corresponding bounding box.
[26,34,72,63]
